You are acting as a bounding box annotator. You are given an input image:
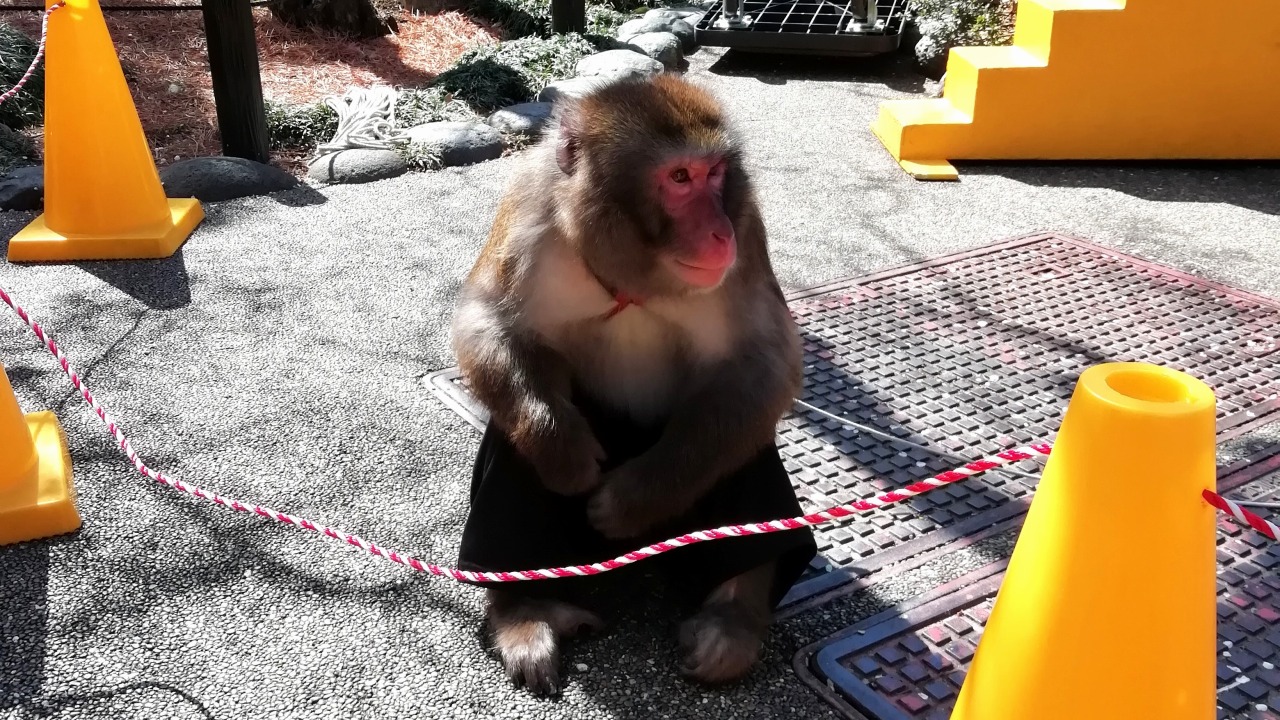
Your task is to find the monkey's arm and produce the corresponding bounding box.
[587,301,801,538]
[452,291,605,496]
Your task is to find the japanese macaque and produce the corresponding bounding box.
[450,72,817,696]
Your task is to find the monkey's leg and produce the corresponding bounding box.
[487,587,604,696]
[457,419,621,696]
[677,560,775,684]
[662,441,818,685]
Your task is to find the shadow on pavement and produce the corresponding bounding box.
[961,160,1280,216]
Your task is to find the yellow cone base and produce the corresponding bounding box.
[7,198,203,263]
[0,411,81,547]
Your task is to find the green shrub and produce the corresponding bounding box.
[395,140,444,170]
[910,0,1014,76]
[0,124,38,174]
[394,87,481,127]
[264,99,339,150]
[911,0,1015,47]
[0,23,45,129]
[462,0,646,39]
[443,34,602,110]
[465,0,551,38]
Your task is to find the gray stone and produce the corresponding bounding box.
[0,165,42,212]
[575,50,665,82]
[160,156,300,202]
[644,7,703,29]
[307,148,408,184]
[486,102,554,136]
[616,16,674,41]
[403,121,504,167]
[535,76,611,104]
[627,32,682,69]
[670,18,698,51]
[913,33,949,79]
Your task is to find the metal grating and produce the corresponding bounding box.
[426,232,1280,609]
[693,0,909,56]
[795,451,1280,720]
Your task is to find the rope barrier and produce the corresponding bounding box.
[0,284,1052,581]
[0,2,62,109]
[1203,489,1280,541]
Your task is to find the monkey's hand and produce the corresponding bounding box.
[586,460,675,540]
[515,402,606,496]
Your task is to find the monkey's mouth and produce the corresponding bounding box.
[670,258,732,288]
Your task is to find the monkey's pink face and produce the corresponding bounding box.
[655,155,736,289]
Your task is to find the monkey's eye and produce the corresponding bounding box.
[670,168,691,184]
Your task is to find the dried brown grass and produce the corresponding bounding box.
[6,1,499,173]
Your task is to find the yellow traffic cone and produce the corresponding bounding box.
[950,362,1218,720]
[6,0,203,263]
[0,364,81,545]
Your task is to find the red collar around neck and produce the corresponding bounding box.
[603,292,641,320]
[590,269,642,320]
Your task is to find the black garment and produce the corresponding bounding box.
[455,394,817,610]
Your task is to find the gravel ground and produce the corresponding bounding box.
[2,46,1278,720]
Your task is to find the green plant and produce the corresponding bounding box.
[911,0,1016,47]
[0,124,38,174]
[461,0,647,39]
[395,140,444,170]
[435,34,601,113]
[264,99,339,150]
[464,0,551,37]
[0,23,45,129]
[394,87,481,127]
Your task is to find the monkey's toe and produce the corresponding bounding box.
[499,640,563,697]
[493,619,564,697]
[677,604,764,685]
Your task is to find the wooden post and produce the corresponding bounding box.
[200,0,270,163]
[550,0,586,33]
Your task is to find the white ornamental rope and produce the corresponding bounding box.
[312,86,410,159]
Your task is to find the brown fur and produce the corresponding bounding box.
[451,73,802,695]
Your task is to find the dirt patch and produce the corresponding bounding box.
[5,1,500,173]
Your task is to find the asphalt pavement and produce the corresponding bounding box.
[1,46,1279,720]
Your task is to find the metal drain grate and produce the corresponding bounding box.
[795,451,1280,720]
[693,0,909,56]
[427,232,1280,609]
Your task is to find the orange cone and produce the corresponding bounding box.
[950,362,1218,720]
[6,0,203,263]
[0,364,81,545]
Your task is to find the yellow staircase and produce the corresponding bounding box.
[872,0,1280,180]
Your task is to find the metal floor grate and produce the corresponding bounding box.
[694,0,909,55]
[427,232,1280,610]
[795,451,1280,720]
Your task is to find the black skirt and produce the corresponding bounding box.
[455,393,818,610]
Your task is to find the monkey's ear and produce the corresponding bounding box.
[555,103,582,175]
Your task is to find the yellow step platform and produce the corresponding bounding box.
[873,0,1280,180]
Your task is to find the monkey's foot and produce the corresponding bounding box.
[488,596,604,696]
[677,602,765,685]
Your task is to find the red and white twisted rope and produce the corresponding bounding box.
[0,2,62,108]
[0,284,1052,581]
[1203,489,1280,541]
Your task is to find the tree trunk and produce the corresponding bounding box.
[266,0,399,39]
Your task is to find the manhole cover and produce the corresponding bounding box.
[795,450,1280,720]
[427,232,1280,609]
